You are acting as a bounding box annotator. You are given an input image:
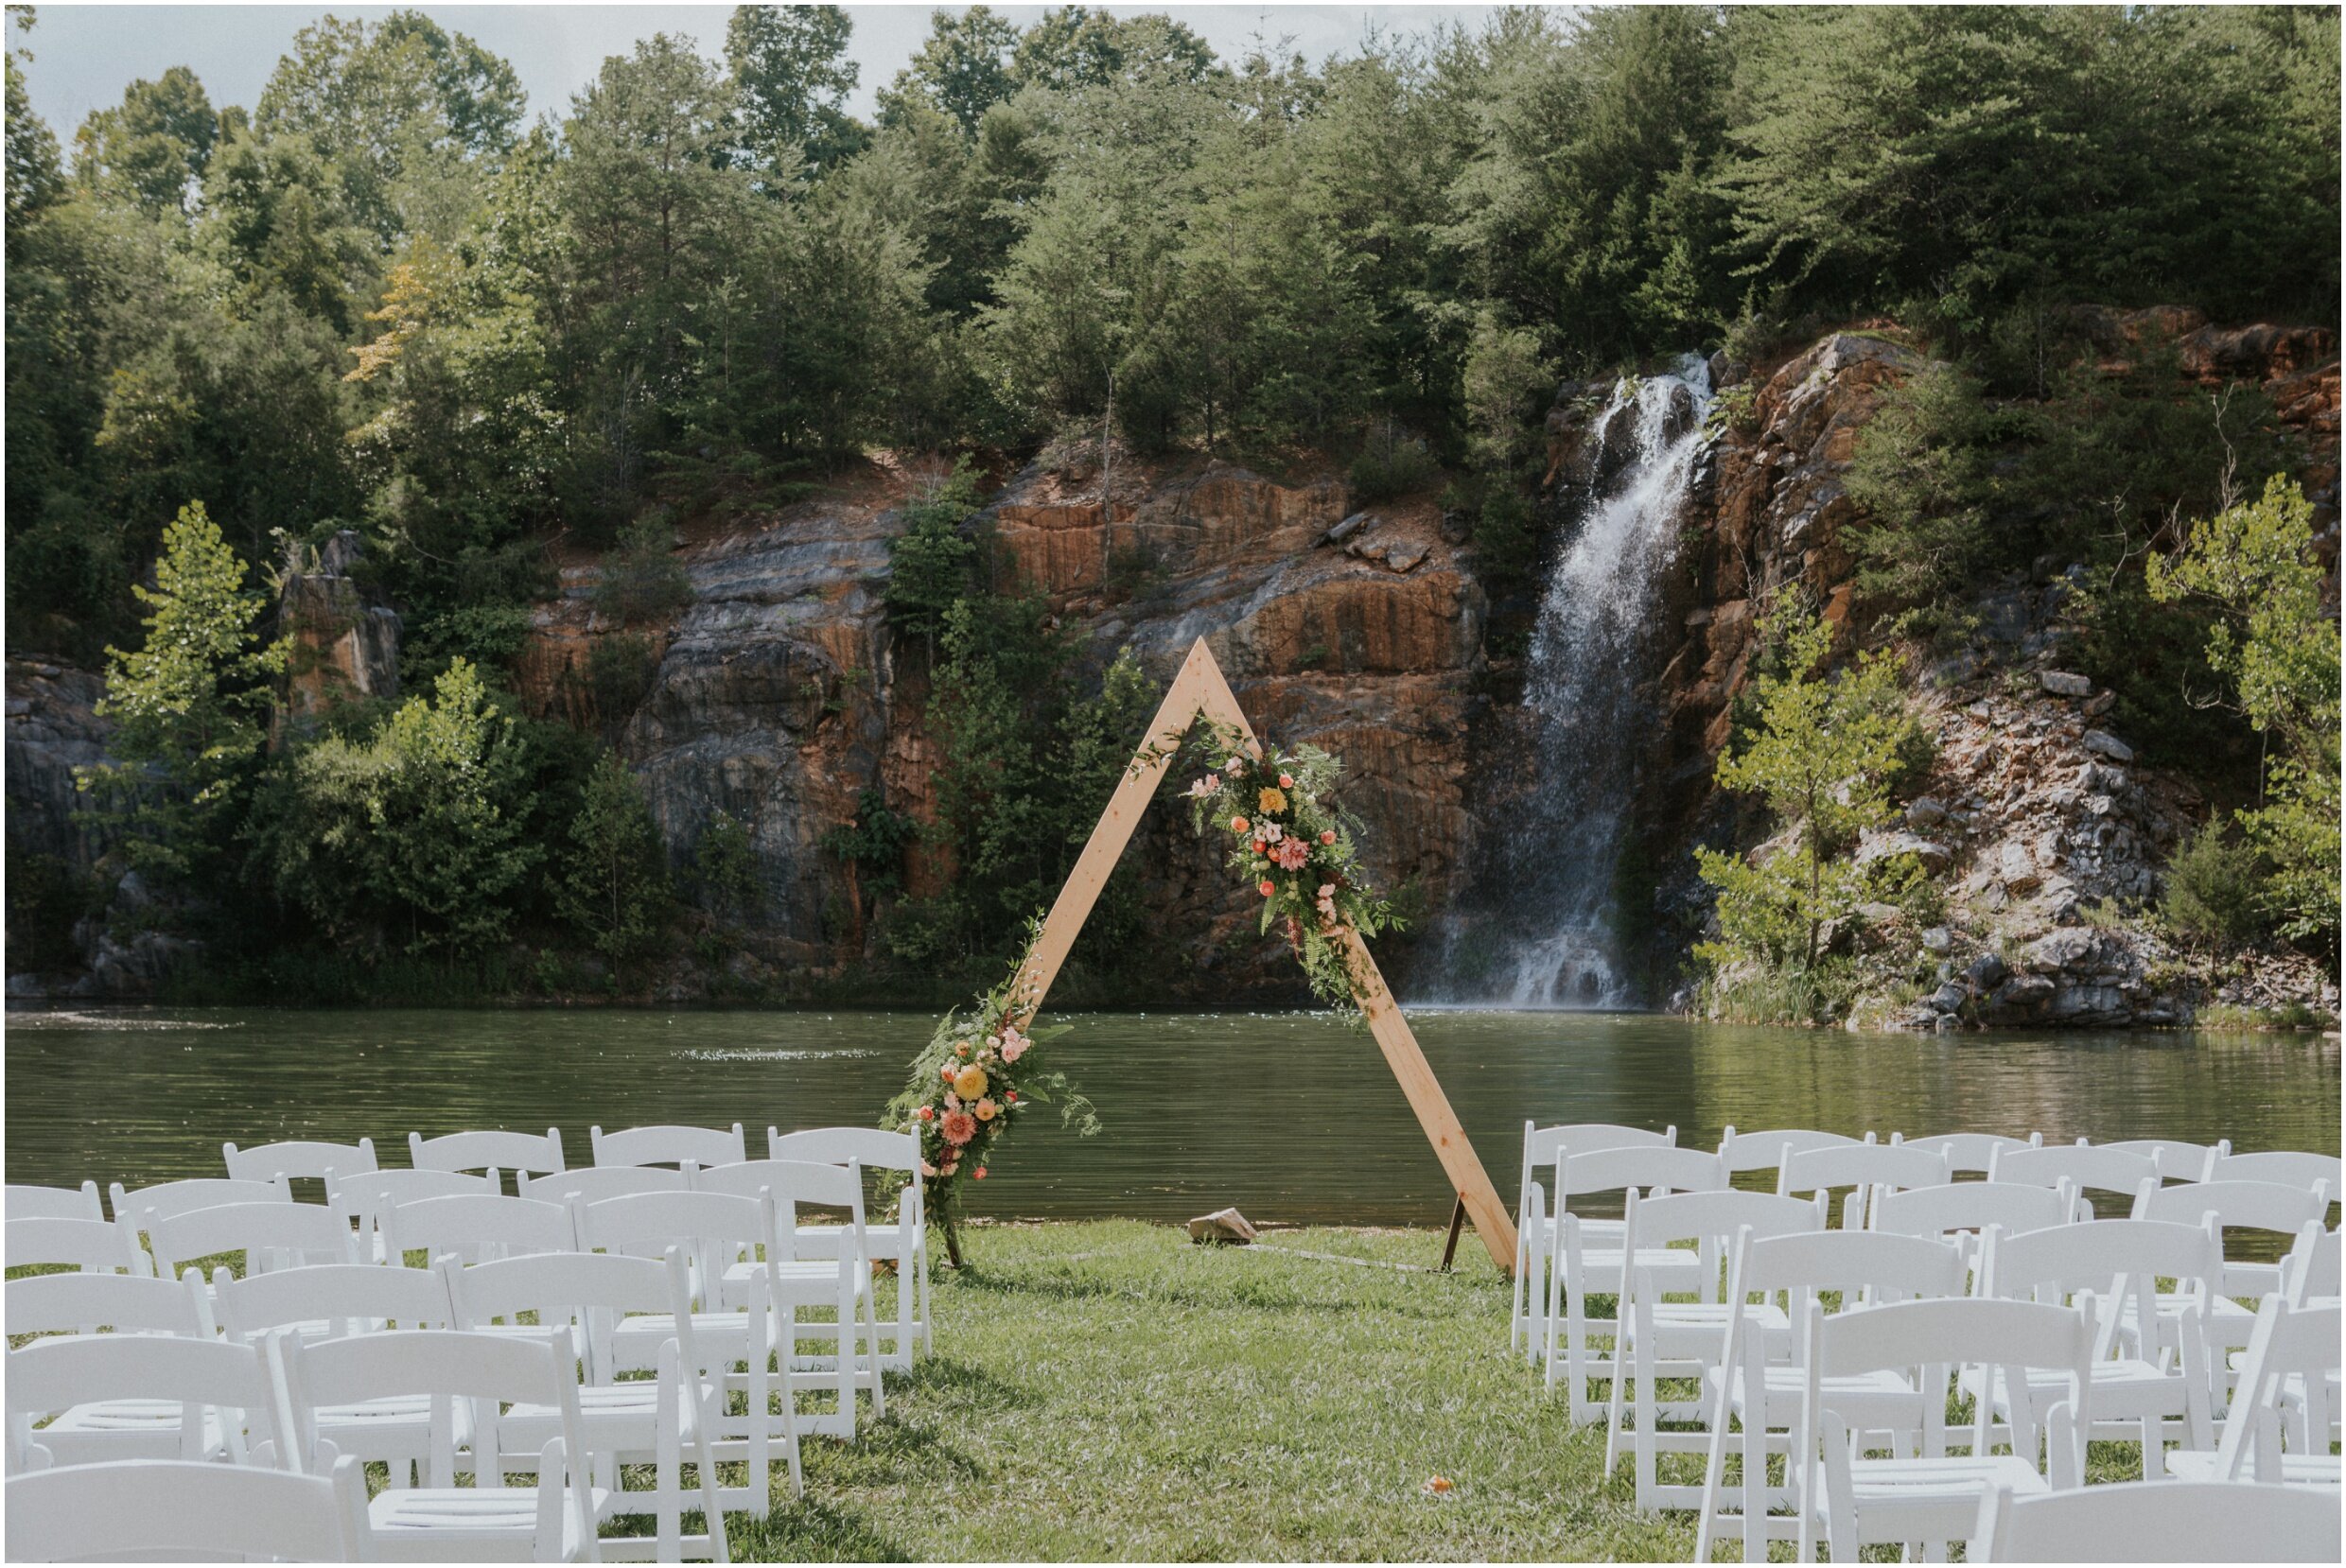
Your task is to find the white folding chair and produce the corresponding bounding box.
[1891,1130,2041,1176]
[410,1127,566,1191]
[4,1215,150,1276]
[5,1331,292,1472]
[1777,1141,1951,1230]
[445,1248,739,1559]
[1604,1187,1825,1513]
[1515,1123,1676,1354]
[1971,1477,2340,1562]
[330,1166,499,1264]
[522,1164,693,1206]
[2105,1137,2228,1182]
[1987,1143,2159,1220]
[280,1327,604,1561]
[1715,1127,1864,1179]
[2208,1150,2342,1200]
[109,1176,292,1235]
[384,1192,574,1267]
[709,1159,887,1439]
[1693,1227,1969,1562]
[214,1262,460,1484]
[5,1455,374,1562]
[225,1136,378,1186]
[767,1125,932,1366]
[2,1181,104,1222]
[148,1199,359,1284]
[1803,1296,2092,1562]
[2167,1298,2342,1490]
[2134,1179,2330,1338]
[1544,1143,1724,1420]
[2283,1223,2339,1307]
[591,1124,746,1170]
[1978,1219,2221,1478]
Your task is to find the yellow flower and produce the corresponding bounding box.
[1258,787,1288,814]
[953,1064,989,1100]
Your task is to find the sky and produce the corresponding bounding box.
[13,2,1513,143]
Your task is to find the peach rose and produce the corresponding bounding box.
[1320,829,1337,845]
[1279,773,1295,789]
[973,1166,989,1179]
[975,1097,999,1121]
[1259,879,1276,897]
[941,1109,977,1146]
[1230,814,1251,833]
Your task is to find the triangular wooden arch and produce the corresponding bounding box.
[1002,637,1517,1274]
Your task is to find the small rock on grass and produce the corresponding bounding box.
[1187,1207,1257,1245]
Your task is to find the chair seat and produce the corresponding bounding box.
[1962,1358,2196,1420]
[368,1484,605,1561]
[2166,1449,2341,1488]
[794,1222,912,1261]
[1842,1453,2048,1535]
[2130,1291,2256,1348]
[1707,1365,1927,1425]
[1630,1301,1792,1357]
[38,1400,226,1461]
[1571,1246,1707,1281]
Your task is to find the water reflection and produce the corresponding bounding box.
[6,1008,2336,1226]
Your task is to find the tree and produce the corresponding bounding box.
[82,502,288,880]
[557,753,671,986]
[4,12,62,233]
[2146,475,2340,946]
[881,6,1018,136]
[725,3,863,175]
[1695,590,1920,972]
[884,458,982,645]
[256,657,542,961]
[1844,363,1995,610]
[73,66,218,217]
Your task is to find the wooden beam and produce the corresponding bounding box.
[1007,636,1517,1276]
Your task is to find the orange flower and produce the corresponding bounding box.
[1278,773,1295,789]
[973,1166,989,1179]
[1230,814,1251,833]
[1259,879,1276,897]
[1258,787,1288,813]
[975,1097,999,1121]
[940,1109,977,1146]
[1320,829,1338,845]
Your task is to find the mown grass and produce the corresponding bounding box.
[742,1220,1683,1561]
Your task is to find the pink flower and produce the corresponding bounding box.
[1320,829,1338,845]
[941,1109,978,1146]
[1279,773,1295,789]
[944,1091,961,1111]
[1185,774,1222,798]
[1000,1027,1030,1063]
[1274,838,1310,871]
[939,1064,956,1082]
[1223,757,1246,775]
[920,1159,938,1177]
[1263,822,1285,844]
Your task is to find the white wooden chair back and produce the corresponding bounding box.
[1714,1125,1861,1176]
[214,1261,457,1343]
[147,1199,359,1281]
[576,1189,767,1292]
[1971,1477,2339,1562]
[520,1164,692,1206]
[110,1176,290,1237]
[4,1268,212,1340]
[1777,1141,1951,1228]
[2,1182,103,1222]
[327,1167,494,1262]
[4,1332,290,1472]
[1558,1144,1725,1210]
[1892,1130,2040,1175]
[4,1216,149,1275]
[407,1126,565,1181]
[2207,1150,2341,1199]
[1871,1181,2069,1244]
[590,1123,745,1170]
[1986,1218,2222,1366]
[767,1125,918,1171]
[2132,1178,2330,1287]
[382,1193,573,1266]
[1621,1188,1825,1306]
[1726,1224,1969,1329]
[2104,1137,2227,1182]
[4,1455,371,1561]
[1987,1144,2158,1214]
[2283,1222,2339,1307]
[445,1246,691,1379]
[224,1138,377,1184]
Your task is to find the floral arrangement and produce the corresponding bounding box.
[1173,719,1402,1019]
[884,918,1098,1257]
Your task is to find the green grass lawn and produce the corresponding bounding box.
[741,1220,1684,1561]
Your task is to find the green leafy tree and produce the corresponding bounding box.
[881,6,1018,136]
[1844,363,1995,610]
[884,458,983,645]
[558,752,672,986]
[1696,589,1920,972]
[73,66,219,217]
[2146,476,2340,946]
[82,501,288,880]
[725,3,863,175]
[693,809,761,919]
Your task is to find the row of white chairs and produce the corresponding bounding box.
[6,1121,933,1371]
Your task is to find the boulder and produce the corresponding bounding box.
[1930,981,1969,1013]
[2082,729,2135,763]
[1187,1207,1258,1246]
[1921,926,1953,956]
[1966,951,2008,990]
[1855,829,1952,874]
[1905,795,1949,828]
[2040,671,2092,697]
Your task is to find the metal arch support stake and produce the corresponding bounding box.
[994,636,1519,1276]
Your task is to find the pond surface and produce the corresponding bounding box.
[5,1008,2337,1225]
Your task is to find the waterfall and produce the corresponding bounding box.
[1440,356,1714,1008]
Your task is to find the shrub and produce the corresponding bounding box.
[1348,423,1440,503]
[591,514,693,626]
[2161,821,2267,948]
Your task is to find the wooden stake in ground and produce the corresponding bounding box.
[1000,637,1518,1275]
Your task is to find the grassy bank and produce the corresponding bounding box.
[749,1220,1680,1561]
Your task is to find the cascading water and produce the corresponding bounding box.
[1437,355,1714,1007]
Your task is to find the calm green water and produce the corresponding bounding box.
[4,1008,2337,1224]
